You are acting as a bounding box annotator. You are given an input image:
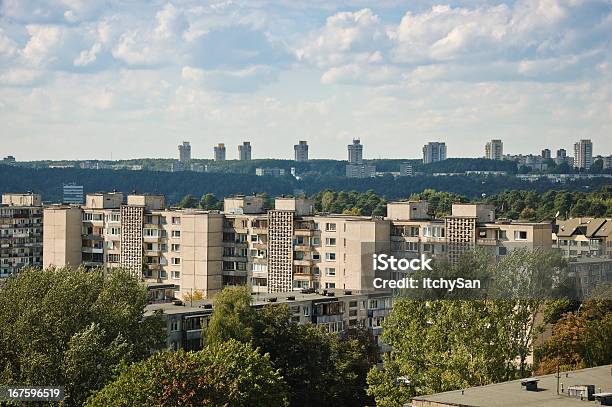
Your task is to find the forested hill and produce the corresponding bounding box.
[1,165,610,204]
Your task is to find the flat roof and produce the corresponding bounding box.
[412,365,612,407]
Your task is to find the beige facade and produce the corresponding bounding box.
[42,193,553,297]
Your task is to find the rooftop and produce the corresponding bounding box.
[411,365,612,407]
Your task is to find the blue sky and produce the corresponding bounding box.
[0,0,610,160]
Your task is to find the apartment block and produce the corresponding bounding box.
[423,142,447,164]
[346,138,376,178]
[0,193,43,278]
[573,139,593,170]
[294,140,309,162]
[44,192,225,298]
[43,191,554,298]
[238,141,252,160]
[553,218,612,258]
[213,143,226,161]
[146,289,394,353]
[485,139,503,160]
[178,141,191,162]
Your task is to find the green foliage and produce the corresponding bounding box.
[177,193,198,208]
[0,267,164,406]
[483,186,612,220]
[311,189,387,216]
[202,287,377,407]
[203,285,256,345]
[198,193,222,210]
[2,165,610,204]
[369,250,575,404]
[86,339,289,407]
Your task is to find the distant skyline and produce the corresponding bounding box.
[0,1,610,160]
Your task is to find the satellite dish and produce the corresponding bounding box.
[481,193,486,198]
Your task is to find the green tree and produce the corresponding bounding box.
[203,285,256,345]
[0,267,164,406]
[199,193,220,210]
[86,339,289,407]
[178,193,198,208]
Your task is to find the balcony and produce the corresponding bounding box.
[82,247,104,254]
[293,244,311,251]
[476,237,499,246]
[252,227,267,234]
[293,259,313,266]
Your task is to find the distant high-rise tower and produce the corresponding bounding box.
[556,149,567,159]
[348,139,363,164]
[214,143,226,162]
[294,140,309,162]
[485,139,503,160]
[573,139,593,169]
[541,149,551,160]
[238,141,252,161]
[422,142,447,164]
[178,141,191,162]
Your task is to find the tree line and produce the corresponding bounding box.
[2,165,611,204]
[174,186,612,220]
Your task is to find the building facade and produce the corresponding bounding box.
[485,139,503,160]
[255,167,286,177]
[238,141,252,160]
[62,183,84,204]
[423,142,447,164]
[43,193,553,298]
[573,139,593,170]
[346,139,375,178]
[213,143,226,161]
[178,141,191,163]
[0,193,43,278]
[294,140,309,162]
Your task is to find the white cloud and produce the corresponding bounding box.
[73,42,102,66]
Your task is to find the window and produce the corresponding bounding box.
[172,217,181,225]
[303,306,310,316]
[312,237,321,245]
[312,253,320,260]
[325,282,336,289]
[498,246,507,256]
[109,227,120,235]
[325,223,336,232]
[313,267,320,275]
[172,230,181,238]
[325,238,336,246]
[172,271,180,279]
[159,270,167,279]
[171,258,181,265]
[107,254,120,263]
[325,267,336,276]
[325,253,336,261]
[498,230,507,240]
[514,231,528,240]
[171,244,180,252]
[144,229,158,237]
[170,320,179,332]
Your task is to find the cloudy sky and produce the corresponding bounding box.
[0,0,610,161]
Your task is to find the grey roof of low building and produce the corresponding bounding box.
[411,365,612,407]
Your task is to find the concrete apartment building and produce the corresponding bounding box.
[485,139,503,160]
[43,192,552,299]
[573,139,593,170]
[213,143,226,161]
[346,139,376,178]
[146,288,394,353]
[178,141,191,162]
[423,142,447,164]
[387,201,551,265]
[238,141,252,160]
[0,193,43,278]
[294,140,309,162]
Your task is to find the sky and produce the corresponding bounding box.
[0,0,610,161]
